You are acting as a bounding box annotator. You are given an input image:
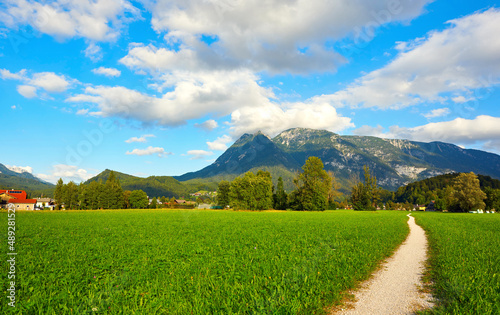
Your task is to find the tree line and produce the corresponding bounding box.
[54,171,151,210]
[217,156,341,211]
[387,172,500,212]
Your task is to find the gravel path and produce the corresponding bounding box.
[334,214,434,315]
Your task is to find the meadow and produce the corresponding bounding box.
[413,212,500,314]
[1,210,409,314]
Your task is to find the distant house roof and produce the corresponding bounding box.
[36,198,52,203]
[0,190,27,200]
[175,199,186,204]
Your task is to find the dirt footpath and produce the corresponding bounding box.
[334,214,434,315]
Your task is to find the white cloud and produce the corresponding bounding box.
[29,72,71,92]
[36,164,95,183]
[125,134,155,143]
[207,135,233,151]
[354,116,500,152]
[6,165,33,174]
[423,108,451,119]
[187,150,213,160]
[229,101,354,137]
[3,68,73,98]
[321,9,500,109]
[0,0,141,42]
[84,43,103,62]
[195,119,218,131]
[76,109,89,115]
[92,67,121,78]
[0,68,26,80]
[126,146,171,157]
[352,125,386,138]
[66,69,274,126]
[142,0,430,74]
[16,85,37,98]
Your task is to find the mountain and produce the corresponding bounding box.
[175,128,500,191]
[85,169,217,198]
[175,132,300,182]
[0,163,54,197]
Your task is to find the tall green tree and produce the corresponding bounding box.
[452,172,486,212]
[150,197,158,209]
[129,190,149,209]
[64,181,79,209]
[291,156,331,211]
[54,178,64,209]
[273,176,288,210]
[255,170,273,210]
[229,171,273,210]
[484,187,500,211]
[123,190,132,209]
[327,171,341,209]
[217,180,231,208]
[351,166,378,211]
[351,182,371,210]
[105,171,124,209]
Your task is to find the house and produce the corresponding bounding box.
[0,190,37,210]
[9,198,37,210]
[36,198,55,210]
[426,201,436,212]
[416,204,427,211]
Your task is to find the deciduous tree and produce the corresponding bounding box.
[273,176,288,210]
[129,190,149,209]
[217,180,231,208]
[452,172,486,212]
[351,166,378,211]
[292,156,331,211]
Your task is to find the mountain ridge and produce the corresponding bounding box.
[174,128,500,191]
[0,163,55,196]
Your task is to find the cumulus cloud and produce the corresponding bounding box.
[66,69,274,126]
[29,72,71,92]
[194,119,218,131]
[126,146,172,157]
[0,0,141,42]
[321,8,500,109]
[423,108,451,119]
[207,135,233,151]
[92,66,121,77]
[142,0,430,74]
[353,115,500,153]
[229,101,354,137]
[84,43,103,62]
[187,150,213,160]
[0,68,26,80]
[2,68,73,98]
[36,164,95,183]
[16,85,37,98]
[125,134,155,143]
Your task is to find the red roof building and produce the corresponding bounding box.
[1,190,36,210]
[8,198,37,210]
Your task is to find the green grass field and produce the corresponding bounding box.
[1,210,409,314]
[413,212,500,315]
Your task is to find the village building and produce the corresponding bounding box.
[36,197,55,210]
[0,190,37,210]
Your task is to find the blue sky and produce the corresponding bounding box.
[1,0,500,184]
